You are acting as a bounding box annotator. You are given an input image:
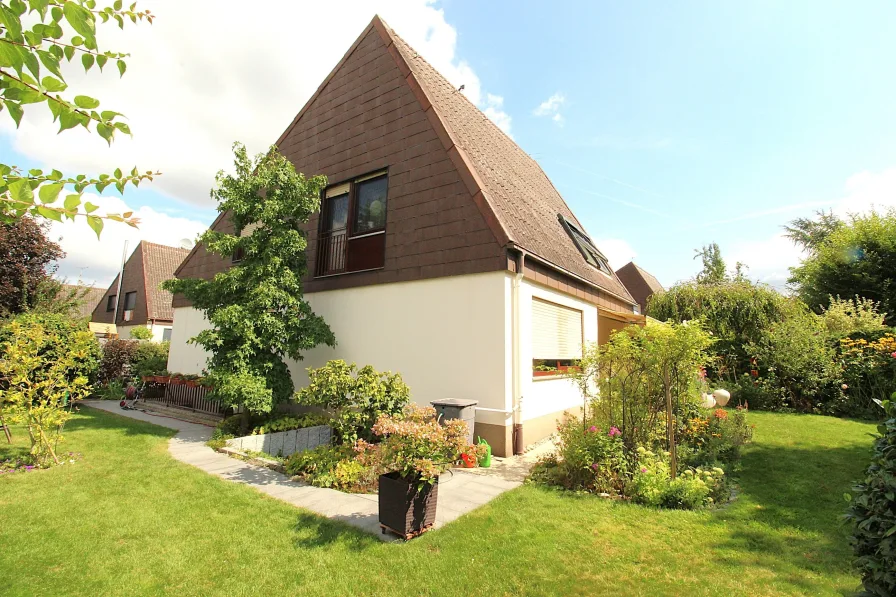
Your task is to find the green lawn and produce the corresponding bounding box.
[0,408,874,596]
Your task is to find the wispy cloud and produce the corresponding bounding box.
[533,92,566,125]
[587,135,675,150]
[700,200,836,228]
[560,184,680,221]
[549,159,664,199]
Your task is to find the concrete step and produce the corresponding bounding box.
[136,401,222,427]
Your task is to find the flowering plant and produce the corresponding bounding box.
[373,404,476,484]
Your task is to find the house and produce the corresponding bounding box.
[61,284,106,319]
[92,241,190,341]
[166,16,642,456]
[614,261,664,315]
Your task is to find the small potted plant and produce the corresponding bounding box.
[169,373,186,386]
[183,374,201,388]
[373,404,471,539]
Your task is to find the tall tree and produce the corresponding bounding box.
[788,209,896,322]
[163,143,336,421]
[0,216,63,315]
[0,0,158,236]
[784,209,843,252]
[694,242,727,285]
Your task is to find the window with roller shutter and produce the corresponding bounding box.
[531,298,583,361]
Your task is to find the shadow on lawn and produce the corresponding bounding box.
[63,406,174,439]
[708,441,869,594]
[292,511,383,551]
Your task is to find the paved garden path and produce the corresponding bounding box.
[81,401,522,541]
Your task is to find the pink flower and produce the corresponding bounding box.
[591,463,599,470]
[891,352,896,358]
[640,467,647,473]
[608,426,621,437]
[588,425,597,433]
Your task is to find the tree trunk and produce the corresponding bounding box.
[664,365,677,479]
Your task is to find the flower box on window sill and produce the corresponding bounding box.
[532,366,580,379]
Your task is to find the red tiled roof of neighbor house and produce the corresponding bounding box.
[375,18,634,303]
[615,261,664,313]
[62,284,106,319]
[93,241,189,325]
[142,242,190,320]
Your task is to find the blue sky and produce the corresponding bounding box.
[3,1,896,288]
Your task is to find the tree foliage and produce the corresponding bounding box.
[788,209,896,324]
[694,242,727,285]
[163,143,335,416]
[647,280,792,380]
[0,0,159,234]
[0,215,63,315]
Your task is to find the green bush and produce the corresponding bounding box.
[846,396,896,596]
[130,341,169,378]
[129,326,153,340]
[284,443,381,493]
[0,313,100,465]
[678,407,754,468]
[837,331,896,418]
[748,306,840,412]
[295,360,410,444]
[630,447,727,509]
[529,417,629,495]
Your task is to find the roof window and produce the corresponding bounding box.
[558,214,611,275]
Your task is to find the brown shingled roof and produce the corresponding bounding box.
[141,242,190,321]
[376,17,635,304]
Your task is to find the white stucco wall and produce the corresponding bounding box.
[117,323,172,342]
[518,277,597,423]
[167,272,511,415]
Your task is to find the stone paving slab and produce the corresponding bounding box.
[81,400,522,541]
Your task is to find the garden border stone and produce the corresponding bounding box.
[225,425,332,458]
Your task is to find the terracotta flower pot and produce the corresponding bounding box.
[378,473,439,538]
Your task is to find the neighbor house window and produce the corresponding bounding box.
[532,298,583,377]
[106,294,116,312]
[162,328,172,342]
[558,214,612,275]
[316,171,388,276]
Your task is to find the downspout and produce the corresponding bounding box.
[511,248,525,455]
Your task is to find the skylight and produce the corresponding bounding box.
[558,215,612,275]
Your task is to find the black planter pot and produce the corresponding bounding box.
[378,472,439,538]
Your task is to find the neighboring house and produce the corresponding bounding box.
[615,261,664,315]
[62,284,106,319]
[167,16,641,456]
[92,241,189,341]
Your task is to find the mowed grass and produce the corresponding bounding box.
[0,408,875,597]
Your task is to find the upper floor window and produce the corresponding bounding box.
[316,171,388,277]
[106,294,116,312]
[558,214,612,275]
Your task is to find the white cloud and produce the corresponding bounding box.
[837,167,896,216]
[0,1,511,206]
[49,195,208,287]
[481,93,512,136]
[533,92,565,125]
[594,238,637,271]
[726,233,805,291]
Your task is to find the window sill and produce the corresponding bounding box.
[532,371,577,381]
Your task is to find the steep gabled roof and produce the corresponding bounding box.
[62,284,106,319]
[371,17,634,304]
[141,242,190,320]
[617,261,664,295]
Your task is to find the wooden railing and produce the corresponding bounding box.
[142,382,226,418]
[316,229,347,276]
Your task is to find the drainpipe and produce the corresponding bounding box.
[511,248,525,455]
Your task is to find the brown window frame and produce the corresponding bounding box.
[106,294,116,312]
[316,169,389,277]
[123,291,137,311]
